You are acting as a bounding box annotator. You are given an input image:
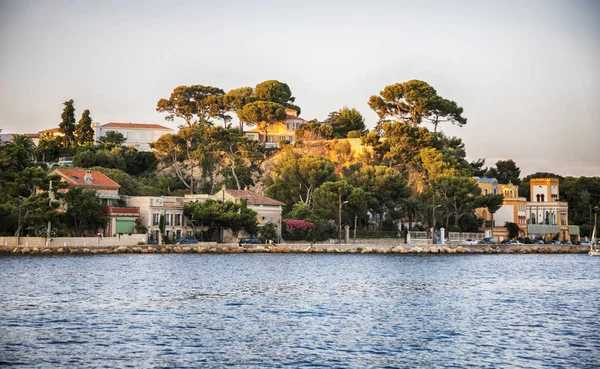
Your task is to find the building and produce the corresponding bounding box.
[526,178,572,241]
[93,122,173,151]
[49,168,141,236]
[125,196,186,243]
[475,177,578,242]
[245,108,306,147]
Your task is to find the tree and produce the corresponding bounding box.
[401,195,424,231]
[59,99,77,146]
[312,180,369,228]
[505,222,520,240]
[259,222,278,242]
[475,193,505,238]
[368,80,466,131]
[6,135,36,170]
[469,158,487,177]
[432,175,481,230]
[485,159,521,185]
[254,80,300,115]
[224,87,255,131]
[156,85,227,126]
[75,109,95,146]
[184,199,258,241]
[98,131,126,150]
[325,107,367,138]
[63,187,106,236]
[237,101,287,144]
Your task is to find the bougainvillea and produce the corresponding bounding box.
[283,219,316,240]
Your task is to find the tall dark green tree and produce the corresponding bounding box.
[63,188,106,236]
[237,101,287,144]
[254,80,300,116]
[156,85,227,126]
[75,109,95,146]
[59,99,77,146]
[485,159,521,185]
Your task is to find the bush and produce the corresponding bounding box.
[283,219,316,241]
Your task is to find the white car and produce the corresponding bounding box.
[462,238,480,245]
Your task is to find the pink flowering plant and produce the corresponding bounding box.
[283,219,316,240]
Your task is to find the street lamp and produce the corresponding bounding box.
[338,194,349,243]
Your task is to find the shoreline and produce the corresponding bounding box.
[0,243,589,255]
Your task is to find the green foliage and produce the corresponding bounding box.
[184,199,258,235]
[469,158,487,177]
[475,194,505,214]
[311,180,369,226]
[36,136,61,162]
[237,101,287,142]
[368,80,466,131]
[88,167,158,196]
[325,107,367,138]
[254,80,299,115]
[559,176,600,236]
[485,159,521,185]
[432,175,481,230]
[75,109,95,146]
[505,222,520,240]
[156,85,227,126]
[59,99,77,146]
[259,222,279,242]
[134,217,148,234]
[63,187,106,236]
[98,131,126,150]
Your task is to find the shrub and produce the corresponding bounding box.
[283,219,316,241]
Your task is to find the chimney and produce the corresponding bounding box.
[84,170,93,184]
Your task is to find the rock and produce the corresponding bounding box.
[132,247,141,253]
[195,247,206,253]
[117,246,128,253]
[173,246,183,253]
[31,248,39,254]
[56,248,64,253]
[41,248,53,254]
[82,248,91,254]
[69,249,79,254]
[21,247,31,254]
[90,249,99,254]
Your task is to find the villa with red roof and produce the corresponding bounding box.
[50,168,141,236]
[93,122,173,151]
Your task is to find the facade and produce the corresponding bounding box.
[526,178,571,241]
[125,196,186,243]
[475,177,576,242]
[245,108,306,147]
[93,122,173,151]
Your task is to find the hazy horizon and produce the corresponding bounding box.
[1,0,598,178]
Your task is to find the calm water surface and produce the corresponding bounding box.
[1,254,599,368]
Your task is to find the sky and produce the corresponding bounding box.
[0,0,599,177]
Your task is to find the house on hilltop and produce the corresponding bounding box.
[93,122,173,151]
[245,108,306,148]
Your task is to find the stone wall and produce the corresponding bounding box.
[0,235,147,248]
[0,242,588,255]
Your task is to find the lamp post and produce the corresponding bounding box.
[338,194,349,243]
[353,214,357,243]
[46,180,53,247]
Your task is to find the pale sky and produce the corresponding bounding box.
[1,0,598,177]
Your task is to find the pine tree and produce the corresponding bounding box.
[75,109,95,145]
[58,99,76,146]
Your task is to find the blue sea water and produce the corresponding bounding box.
[0,253,599,368]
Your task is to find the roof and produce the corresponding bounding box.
[39,128,60,133]
[50,169,120,190]
[224,190,285,206]
[101,122,173,131]
[475,177,498,184]
[22,133,40,138]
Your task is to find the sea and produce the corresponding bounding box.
[1,253,599,368]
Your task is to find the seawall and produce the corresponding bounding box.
[0,243,588,255]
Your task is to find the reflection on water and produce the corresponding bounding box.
[1,254,599,368]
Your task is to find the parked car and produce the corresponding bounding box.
[562,240,572,245]
[239,238,262,246]
[481,237,496,244]
[580,241,591,246]
[462,238,479,245]
[535,239,546,245]
[500,239,513,244]
[175,237,198,245]
[549,240,562,245]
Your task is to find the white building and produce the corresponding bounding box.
[93,122,173,151]
[125,196,186,243]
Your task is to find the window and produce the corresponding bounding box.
[165,213,171,225]
[484,189,488,195]
[269,217,274,223]
[288,136,293,142]
[176,230,182,239]
[261,216,266,221]
[175,214,182,226]
[493,188,497,195]
[153,213,160,226]
[280,136,286,141]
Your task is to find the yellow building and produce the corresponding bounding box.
[245,108,306,147]
[476,177,577,242]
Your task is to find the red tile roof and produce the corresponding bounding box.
[50,169,120,190]
[102,122,173,130]
[225,190,285,206]
[39,128,60,133]
[23,133,40,138]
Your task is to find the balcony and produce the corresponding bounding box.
[101,206,140,217]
